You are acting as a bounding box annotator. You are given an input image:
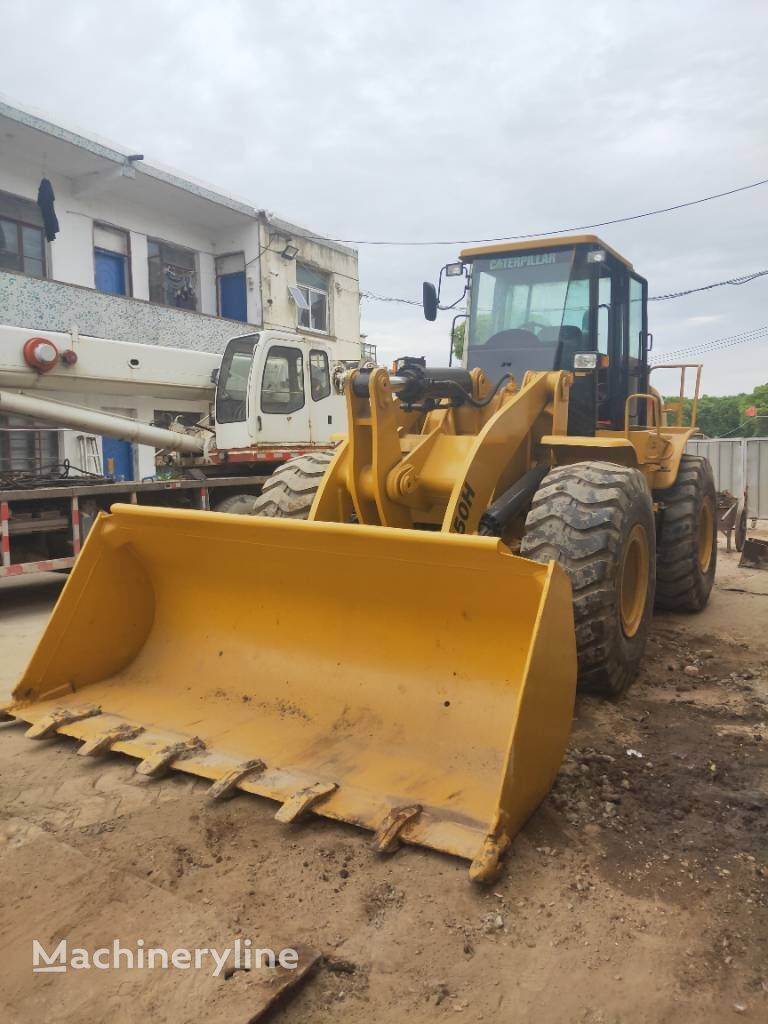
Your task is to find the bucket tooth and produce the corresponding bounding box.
[275,781,338,824]
[136,737,205,778]
[207,759,266,801]
[372,804,422,853]
[78,723,145,757]
[25,705,101,740]
[0,706,14,722]
[468,833,509,883]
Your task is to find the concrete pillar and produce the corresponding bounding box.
[130,232,149,300]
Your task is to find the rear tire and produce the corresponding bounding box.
[521,462,656,698]
[654,455,717,611]
[251,451,334,519]
[213,493,261,515]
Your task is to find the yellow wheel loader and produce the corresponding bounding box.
[2,235,716,881]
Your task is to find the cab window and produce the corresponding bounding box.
[596,274,611,354]
[309,350,331,401]
[628,277,643,360]
[216,334,258,424]
[261,346,305,414]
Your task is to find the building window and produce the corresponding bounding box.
[216,252,247,322]
[147,238,198,310]
[296,264,329,333]
[0,415,59,475]
[0,190,45,278]
[94,223,130,296]
[153,410,204,430]
[361,342,377,364]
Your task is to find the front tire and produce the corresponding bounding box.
[654,455,717,611]
[250,451,334,519]
[521,462,656,698]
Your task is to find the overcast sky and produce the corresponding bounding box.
[3,1,768,395]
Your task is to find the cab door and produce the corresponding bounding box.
[626,275,648,414]
[256,342,311,444]
[214,334,259,450]
[602,266,649,428]
[307,345,345,442]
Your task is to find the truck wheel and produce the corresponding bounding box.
[251,451,334,519]
[214,493,261,515]
[654,455,717,611]
[521,462,656,698]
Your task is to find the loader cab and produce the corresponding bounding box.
[214,332,345,450]
[434,236,650,433]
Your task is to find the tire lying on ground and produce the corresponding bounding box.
[521,462,656,698]
[250,451,335,519]
[213,493,262,515]
[654,454,717,612]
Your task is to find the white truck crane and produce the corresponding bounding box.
[0,323,357,576]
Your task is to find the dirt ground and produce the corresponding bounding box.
[0,540,766,1023]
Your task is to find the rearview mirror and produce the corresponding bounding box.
[423,282,438,321]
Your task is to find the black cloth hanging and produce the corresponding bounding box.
[37,178,60,242]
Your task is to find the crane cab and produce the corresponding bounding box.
[213,331,347,458]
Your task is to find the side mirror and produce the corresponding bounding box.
[422,282,438,322]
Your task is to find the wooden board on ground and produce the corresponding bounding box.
[0,833,319,1024]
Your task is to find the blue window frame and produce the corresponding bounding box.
[94,224,130,296]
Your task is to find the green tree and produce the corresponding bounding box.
[451,320,465,362]
[663,384,768,436]
[740,383,768,436]
[695,394,742,436]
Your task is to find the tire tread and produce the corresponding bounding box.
[521,462,655,697]
[250,451,334,519]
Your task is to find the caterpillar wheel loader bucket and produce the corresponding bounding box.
[2,504,575,881]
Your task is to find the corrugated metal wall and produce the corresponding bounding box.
[686,437,768,519]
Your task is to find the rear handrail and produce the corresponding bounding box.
[623,392,662,437]
[649,363,703,428]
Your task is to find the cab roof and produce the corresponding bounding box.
[459,234,634,270]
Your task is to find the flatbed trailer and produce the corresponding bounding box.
[0,475,264,577]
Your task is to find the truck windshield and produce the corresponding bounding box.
[467,249,591,384]
[216,334,259,424]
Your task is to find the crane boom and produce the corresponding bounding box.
[0,324,219,400]
[0,388,205,455]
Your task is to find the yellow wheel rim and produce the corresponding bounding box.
[620,524,650,638]
[698,497,714,572]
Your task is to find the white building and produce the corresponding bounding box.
[0,97,369,479]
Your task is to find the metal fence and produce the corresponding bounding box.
[686,437,768,520]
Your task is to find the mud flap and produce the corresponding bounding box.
[5,504,577,879]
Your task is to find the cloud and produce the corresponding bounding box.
[2,0,768,394]
[683,315,725,327]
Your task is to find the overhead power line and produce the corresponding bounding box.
[362,262,768,309]
[319,175,768,246]
[717,415,768,438]
[650,267,768,301]
[360,290,422,307]
[652,324,768,363]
